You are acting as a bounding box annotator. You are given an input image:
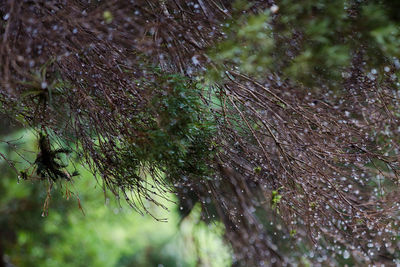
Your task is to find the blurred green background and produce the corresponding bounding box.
[0,128,231,267]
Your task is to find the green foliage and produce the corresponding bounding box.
[0,131,231,267]
[253,166,262,174]
[209,0,400,87]
[278,0,350,84]
[270,188,283,214]
[361,3,400,62]
[121,72,216,182]
[208,9,274,80]
[289,229,297,237]
[103,10,113,24]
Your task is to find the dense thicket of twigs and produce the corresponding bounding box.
[2,0,400,266]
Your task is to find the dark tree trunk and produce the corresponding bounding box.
[0,240,6,267]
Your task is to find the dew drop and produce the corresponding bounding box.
[343,250,350,259]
